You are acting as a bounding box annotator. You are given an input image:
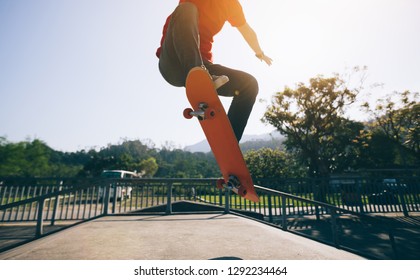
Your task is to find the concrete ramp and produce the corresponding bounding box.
[0,214,364,260]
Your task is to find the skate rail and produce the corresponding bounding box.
[1,177,418,258]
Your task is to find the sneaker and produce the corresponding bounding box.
[212,75,229,90]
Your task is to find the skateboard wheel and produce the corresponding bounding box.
[216,179,225,190]
[183,108,193,119]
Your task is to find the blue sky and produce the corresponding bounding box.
[1,0,419,152]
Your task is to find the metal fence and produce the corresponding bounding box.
[2,176,419,214]
[254,176,420,215]
[1,177,419,259]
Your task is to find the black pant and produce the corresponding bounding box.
[158,3,258,142]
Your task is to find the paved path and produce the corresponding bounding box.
[0,214,364,260]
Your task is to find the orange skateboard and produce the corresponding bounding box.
[183,67,259,202]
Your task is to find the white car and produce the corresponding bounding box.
[98,170,138,201]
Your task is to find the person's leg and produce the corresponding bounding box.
[158,3,203,87]
[205,63,259,142]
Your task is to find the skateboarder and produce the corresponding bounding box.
[156,0,272,142]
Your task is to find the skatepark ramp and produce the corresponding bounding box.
[1,178,419,259]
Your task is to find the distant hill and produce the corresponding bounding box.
[184,131,285,153]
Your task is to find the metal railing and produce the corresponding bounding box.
[0,179,219,236]
[1,177,419,259]
[254,177,420,215]
[2,177,419,214]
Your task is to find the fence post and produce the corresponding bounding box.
[315,205,320,221]
[103,183,111,215]
[397,187,409,217]
[357,178,364,213]
[166,182,172,215]
[36,198,45,238]
[111,182,117,214]
[0,181,4,206]
[51,181,63,226]
[267,194,273,223]
[331,209,340,248]
[281,195,287,230]
[224,189,230,214]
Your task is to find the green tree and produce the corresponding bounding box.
[263,73,364,178]
[244,148,305,178]
[138,157,159,177]
[155,148,218,178]
[23,139,52,176]
[362,90,419,167]
[0,138,85,177]
[0,138,52,176]
[78,140,157,177]
[0,137,26,176]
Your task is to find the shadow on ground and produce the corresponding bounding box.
[274,214,420,260]
[0,221,80,252]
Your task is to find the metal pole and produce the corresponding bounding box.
[331,209,340,248]
[224,189,230,214]
[112,182,117,214]
[281,195,287,230]
[268,194,273,223]
[51,182,63,226]
[36,199,45,237]
[166,182,172,215]
[397,187,409,217]
[103,183,111,215]
[357,178,364,213]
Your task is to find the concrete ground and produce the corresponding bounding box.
[0,213,364,260]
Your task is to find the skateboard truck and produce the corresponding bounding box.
[216,175,242,195]
[183,103,215,121]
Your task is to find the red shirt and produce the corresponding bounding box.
[156,0,246,62]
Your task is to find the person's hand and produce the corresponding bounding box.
[256,52,273,66]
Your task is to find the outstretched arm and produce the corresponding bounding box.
[237,23,273,66]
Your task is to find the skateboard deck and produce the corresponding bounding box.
[184,66,259,202]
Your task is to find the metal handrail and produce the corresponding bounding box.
[0,178,412,258]
[0,178,218,237]
[0,180,102,237]
[253,185,397,256]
